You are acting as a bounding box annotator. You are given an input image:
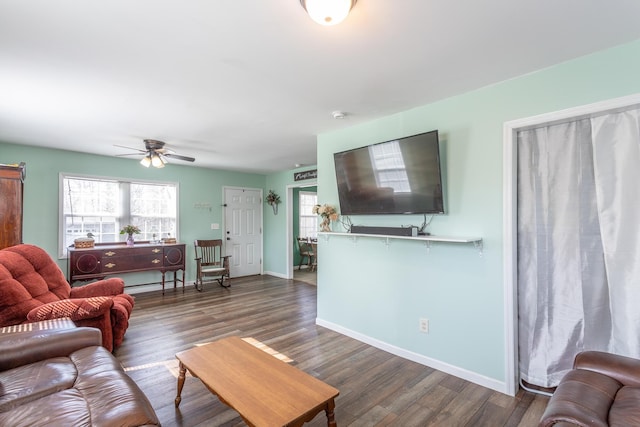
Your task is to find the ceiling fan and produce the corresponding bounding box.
[116,139,196,168]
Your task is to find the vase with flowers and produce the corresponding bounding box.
[120,225,141,246]
[312,204,339,232]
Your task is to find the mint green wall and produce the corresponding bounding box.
[316,39,640,383]
[0,142,265,284]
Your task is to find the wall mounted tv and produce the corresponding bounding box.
[333,130,444,215]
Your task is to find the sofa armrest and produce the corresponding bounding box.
[27,297,113,322]
[0,327,102,371]
[574,351,640,387]
[70,277,125,298]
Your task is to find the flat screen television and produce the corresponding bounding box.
[333,130,444,215]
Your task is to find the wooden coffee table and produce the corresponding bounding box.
[175,336,339,427]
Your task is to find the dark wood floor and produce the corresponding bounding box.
[115,275,548,427]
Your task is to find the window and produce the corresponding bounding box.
[369,140,411,193]
[299,191,318,239]
[59,174,178,257]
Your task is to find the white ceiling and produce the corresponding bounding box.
[1,1,640,174]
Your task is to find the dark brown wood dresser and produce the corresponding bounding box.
[68,242,185,294]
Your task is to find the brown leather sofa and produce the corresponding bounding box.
[0,326,160,426]
[539,351,640,426]
[0,244,134,352]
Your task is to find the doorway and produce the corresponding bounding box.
[223,186,263,277]
[285,181,317,281]
[502,93,640,396]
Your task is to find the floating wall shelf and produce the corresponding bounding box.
[318,231,483,256]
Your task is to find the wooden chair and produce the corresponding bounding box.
[296,237,315,270]
[309,239,318,272]
[194,239,231,291]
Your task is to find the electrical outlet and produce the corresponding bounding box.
[419,318,429,333]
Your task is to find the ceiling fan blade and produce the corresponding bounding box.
[165,153,196,162]
[115,153,145,157]
[114,144,146,153]
[115,139,195,164]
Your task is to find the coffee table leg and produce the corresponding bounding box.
[175,361,186,407]
[325,399,337,427]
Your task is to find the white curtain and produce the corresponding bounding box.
[517,107,640,388]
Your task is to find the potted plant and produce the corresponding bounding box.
[120,225,141,246]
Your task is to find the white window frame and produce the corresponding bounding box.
[298,191,318,239]
[369,140,411,193]
[58,173,179,258]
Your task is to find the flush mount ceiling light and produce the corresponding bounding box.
[299,0,357,26]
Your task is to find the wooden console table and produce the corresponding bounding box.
[68,242,185,294]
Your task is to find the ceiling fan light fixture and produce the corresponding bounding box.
[151,153,165,168]
[121,139,194,168]
[300,0,356,26]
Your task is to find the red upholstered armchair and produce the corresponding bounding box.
[0,244,134,352]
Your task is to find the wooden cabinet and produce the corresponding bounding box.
[0,163,26,250]
[68,242,186,294]
[71,250,103,275]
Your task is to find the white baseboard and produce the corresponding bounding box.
[315,318,509,395]
[264,271,289,279]
[126,280,196,295]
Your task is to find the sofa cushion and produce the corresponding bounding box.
[72,346,159,427]
[0,388,91,427]
[0,245,72,327]
[609,386,640,427]
[71,345,124,376]
[0,245,71,301]
[0,344,159,427]
[0,357,77,411]
[27,297,113,322]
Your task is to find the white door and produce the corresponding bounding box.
[224,187,262,277]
